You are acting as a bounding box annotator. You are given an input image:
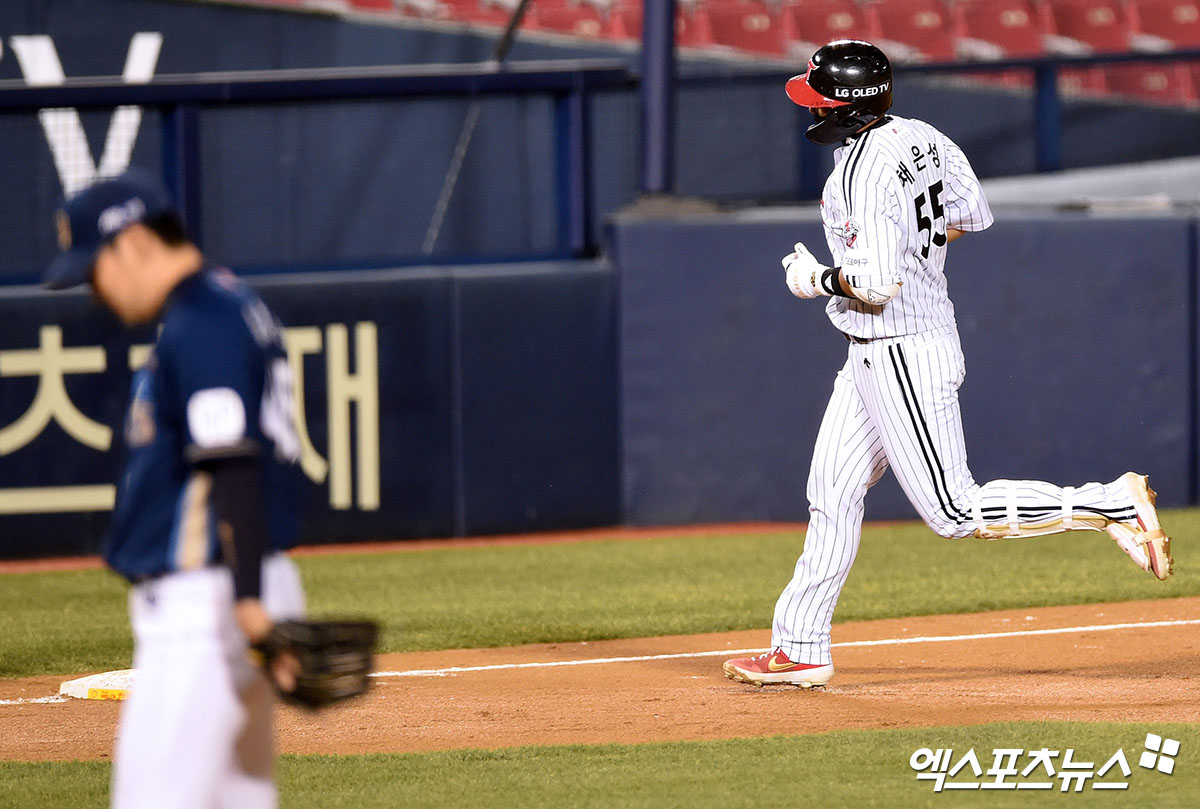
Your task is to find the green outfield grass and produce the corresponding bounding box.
[2,722,1196,809]
[1,510,1196,678]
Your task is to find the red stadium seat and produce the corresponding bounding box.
[1046,1,1200,103]
[1056,65,1109,95]
[952,0,1048,57]
[439,0,517,25]
[697,0,786,56]
[525,1,611,37]
[1128,0,1200,47]
[676,3,715,47]
[1041,0,1128,96]
[1044,0,1133,52]
[347,0,399,10]
[948,0,1050,86]
[1103,62,1198,103]
[780,0,879,59]
[610,0,715,47]
[867,0,957,63]
[610,0,643,38]
[395,0,444,17]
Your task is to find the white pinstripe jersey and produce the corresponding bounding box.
[820,115,993,339]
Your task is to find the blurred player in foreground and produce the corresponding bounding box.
[47,169,306,808]
[723,40,1173,690]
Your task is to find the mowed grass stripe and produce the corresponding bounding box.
[1,722,1196,809]
[2,510,1197,678]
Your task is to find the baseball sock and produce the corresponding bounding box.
[968,478,1137,539]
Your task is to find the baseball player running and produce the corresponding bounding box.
[47,169,306,808]
[724,40,1173,689]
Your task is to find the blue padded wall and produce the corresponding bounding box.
[952,216,1192,506]
[610,213,848,524]
[0,262,618,557]
[454,264,619,536]
[611,212,1196,526]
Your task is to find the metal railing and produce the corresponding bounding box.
[901,48,1200,173]
[681,47,1200,198]
[0,59,634,255]
[1,49,1196,263]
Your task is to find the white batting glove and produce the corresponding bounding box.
[845,274,903,306]
[783,242,831,299]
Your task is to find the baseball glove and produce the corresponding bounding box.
[253,619,379,710]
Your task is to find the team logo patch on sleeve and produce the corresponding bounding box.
[125,399,155,447]
[841,218,860,247]
[187,388,247,448]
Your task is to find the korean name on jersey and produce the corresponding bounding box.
[821,115,993,340]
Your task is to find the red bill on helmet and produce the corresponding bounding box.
[785,64,850,109]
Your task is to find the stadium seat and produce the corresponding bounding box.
[676,3,715,47]
[577,0,617,13]
[1044,0,1200,103]
[780,0,879,60]
[1044,0,1134,52]
[1128,0,1200,47]
[439,0,517,25]
[609,0,642,38]
[525,1,611,37]
[394,0,443,17]
[1040,0,1135,96]
[866,0,957,63]
[347,0,399,10]
[951,0,1048,58]
[1102,62,1198,103]
[1055,65,1109,95]
[610,0,714,47]
[948,0,1051,87]
[697,0,786,56]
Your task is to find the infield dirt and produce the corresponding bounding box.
[2,596,1198,761]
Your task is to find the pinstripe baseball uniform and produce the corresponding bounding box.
[771,115,1142,666]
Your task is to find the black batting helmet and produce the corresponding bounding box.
[786,40,893,145]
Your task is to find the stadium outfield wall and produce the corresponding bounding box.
[0,211,1196,556]
[611,209,1197,527]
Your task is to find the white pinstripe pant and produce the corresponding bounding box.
[772,327,1137,665]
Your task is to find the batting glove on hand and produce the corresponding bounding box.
[783,242,832,299]
[845,273,903,306]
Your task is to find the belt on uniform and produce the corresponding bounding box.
[843,333,877,345]
[130,563,219,585]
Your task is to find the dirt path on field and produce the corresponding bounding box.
[3,597,1198,761]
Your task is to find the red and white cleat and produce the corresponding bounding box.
[722,648,834,688]
[1116,472,1173,581]
[1106,521,1152,575]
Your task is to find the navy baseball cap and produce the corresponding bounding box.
[44,168,175,289]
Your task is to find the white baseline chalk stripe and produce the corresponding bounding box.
[3,618,1195,703]
[371,618,1200,679]
[0,695,69,706]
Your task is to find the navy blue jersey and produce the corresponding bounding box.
[105,268,299,581]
